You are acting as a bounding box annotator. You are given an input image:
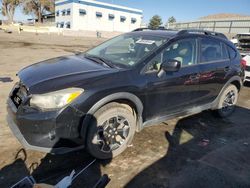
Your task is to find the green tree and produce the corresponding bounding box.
[1,0,21,23]
[22,0,55,23]
[165,16,176,28]
[168,16,176,24]
[148,15,162,29]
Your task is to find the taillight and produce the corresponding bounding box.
[241,59,247,69]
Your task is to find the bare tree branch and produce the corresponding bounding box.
[1,0,21,23]
[22,0,55,23]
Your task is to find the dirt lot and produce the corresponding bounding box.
[0,31,250,188]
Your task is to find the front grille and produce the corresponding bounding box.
[10,83,28,108]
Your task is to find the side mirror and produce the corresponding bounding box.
[158,59,181,77]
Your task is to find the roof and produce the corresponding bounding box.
[130,30,179,38]
[55,0,143,15]
[129,29,228,41]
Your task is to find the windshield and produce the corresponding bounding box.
[86,34,167,68]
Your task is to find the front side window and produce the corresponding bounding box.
[86,34,167,68]
[145,38,197,72]
[200,38,227,63]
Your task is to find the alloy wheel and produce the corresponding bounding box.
[93,116,130,153]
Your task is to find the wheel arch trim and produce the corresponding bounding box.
[80,92,144,139]
[211,76,243,109]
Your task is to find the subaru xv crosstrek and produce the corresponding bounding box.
[7,29,244,159]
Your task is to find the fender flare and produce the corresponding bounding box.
[80,92,144,139]
[211,76,243,109]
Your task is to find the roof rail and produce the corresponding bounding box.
[133,27,174,32]
[177,29,227,39]
[133,28,152,32]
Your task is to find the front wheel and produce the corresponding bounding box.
[86,103,136,159]
[215,84,238,118]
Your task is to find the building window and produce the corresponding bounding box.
[79,9,86,16]
[96,12,102,18]
[120,16,126,22]
[66,22,71,29]
[60,22,64,28]
[62,10,66,16]
[131,18,137,24]
[109,14,115,20]
[56,11,60,16]
[67,9,71,15]
[56,22,60,27]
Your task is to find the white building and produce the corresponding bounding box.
[55,0,143,32]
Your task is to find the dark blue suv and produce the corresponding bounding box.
[7,29,244,159]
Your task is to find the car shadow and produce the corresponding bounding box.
[0,149,30,187]
[0,115,112,188]
[125,106,250,188]
[0,77,13,83]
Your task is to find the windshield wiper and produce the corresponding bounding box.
[85,54,115,68]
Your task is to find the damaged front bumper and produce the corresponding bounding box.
[6,98,86,154]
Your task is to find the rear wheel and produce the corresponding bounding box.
[215,84,238,118]
[86,103,136,159]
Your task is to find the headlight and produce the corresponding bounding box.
[30,88,84,110]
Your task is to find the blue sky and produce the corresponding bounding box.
[1,0,250,23]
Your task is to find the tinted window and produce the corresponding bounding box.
[222,43,230,59]
[145,38,197,72]
[228,46,237,59]
[200,38,226,63]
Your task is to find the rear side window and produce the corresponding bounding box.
[200,38,228,63]
[227,46,237,59]
[222,43,230,59]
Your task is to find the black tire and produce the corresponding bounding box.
[215,84,238,118]
[86,102,136,159]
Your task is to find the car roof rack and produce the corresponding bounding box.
[133,27,174,32]
[177,29,227,39]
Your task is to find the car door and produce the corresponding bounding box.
[142,37,200,121]
[197,37,231,105]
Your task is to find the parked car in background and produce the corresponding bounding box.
[231,33,250,82]
[242,55,250,83]
[231,33,250,56]
[7,29,244,159]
